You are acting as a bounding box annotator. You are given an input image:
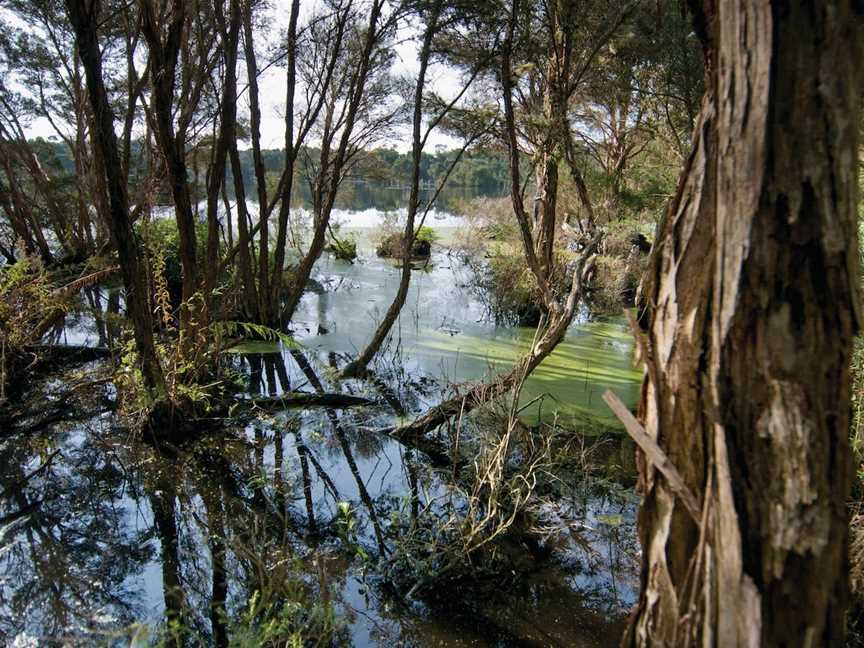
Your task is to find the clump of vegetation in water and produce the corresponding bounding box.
[0,258,47,399]
[586,221,652,313]
[326,235,358,262]
[380,398,636,599]
[224,586,345,648]
[146,557,346,647]
[0,255,117,399]
[454,194,655,321]
[383,417,556,594]
[376,226,438,259]
[462,232,583,326]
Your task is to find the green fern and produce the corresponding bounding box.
[213,320,301,351]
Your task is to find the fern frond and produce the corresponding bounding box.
[56,266,120,297]
[213,320,301,350]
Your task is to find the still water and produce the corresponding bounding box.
[1,208,642,646]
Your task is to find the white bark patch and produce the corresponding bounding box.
[758,380,829,578]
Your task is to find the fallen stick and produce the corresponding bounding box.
[602,389,701,523]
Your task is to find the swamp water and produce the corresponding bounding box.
[1,209,642,647]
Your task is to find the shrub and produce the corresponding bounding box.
[326,236,358,262]
[376,232,432,258]
[415,226,438,245]
[473,244,575,326]
[588,253,646,313]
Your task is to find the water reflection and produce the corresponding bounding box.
[1,351,638,646]
[8,211,644,646]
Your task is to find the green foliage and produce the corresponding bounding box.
[0,259,50,397]
[137,218,210,297]
[415,226,438,244]
[472,244,574,326]
[0,258,50,344]
[326,236,358,262]
[227,589,339,648]
[112,316,292,422]
[144,583,342,648]
[214,320,301,352]
[376,231,433,259]
[336,502,370,561]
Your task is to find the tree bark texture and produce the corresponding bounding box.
[66,0,166,398]
[625,2,862,646]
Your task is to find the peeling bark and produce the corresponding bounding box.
[623,2,863,646]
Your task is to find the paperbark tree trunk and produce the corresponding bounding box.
[66,0,166,399]
[140,1,200,335]
[623,2,862,646]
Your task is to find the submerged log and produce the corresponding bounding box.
[25,344,112,363]
[383,235,600,441]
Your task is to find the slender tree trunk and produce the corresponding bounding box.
[623,2,862,646]
[269,0,301,321]
[227,138,260,318]
[204,0,241,294]
[66,0,166,398]
[0,177,50,263]
[340,1,441,378]
[140,1,201,335]
[386,236,597,451]
[281,0,386,325]
[241,3,271,322]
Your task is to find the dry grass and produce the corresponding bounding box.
[852,510,864,596]
[590,253,645,312]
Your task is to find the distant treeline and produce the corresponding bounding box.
[29,137,509,211]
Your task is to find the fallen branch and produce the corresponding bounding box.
[25,344,112,363]
[602,389,701,522]
[32,266,120,340]
[380,235,600,441]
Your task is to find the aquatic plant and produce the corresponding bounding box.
[375,232,433,259]
[325,236,358,262]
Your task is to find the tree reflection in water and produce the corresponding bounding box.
[0,351,638,646]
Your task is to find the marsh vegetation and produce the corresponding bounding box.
[0,0,862,646]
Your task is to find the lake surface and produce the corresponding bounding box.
[1,208,642,646]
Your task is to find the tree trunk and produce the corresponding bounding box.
[140,2,201,336]
[281,0,386,326]
[340,1,441,379]
[203,0,241,295]
[65,0,166,398]
[227,138,260,318]
[269,0,302,322]
[623,2,862,646]
[241,3,272,323]
[533,153,558,278]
